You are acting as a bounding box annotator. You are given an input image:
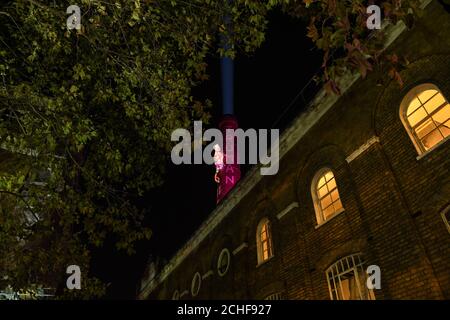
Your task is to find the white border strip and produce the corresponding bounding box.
[232,242,248,255]
[179,290,189,298]
[202,270,214,280]
[345,136,380,163]
[276,202,299,220]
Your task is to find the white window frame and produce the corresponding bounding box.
[399,83,450,156]
[326,254,375,300]
[264,292,282,300]
[256,217,274,265]
[311,168,344,226]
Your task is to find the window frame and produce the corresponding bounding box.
[325,254,375,301]
[311,168,345,226]
[217,248,231,277]
[400,83,450,155]
[190,272,201,297]
[256,217,274,265]
[264,292,282,300]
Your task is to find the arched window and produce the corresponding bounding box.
[326,254,375,300]
[400,84,450,154]
[311,168,344,225]
[256,218,274,264]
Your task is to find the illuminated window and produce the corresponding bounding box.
[400,84,450,154]
[217,248,231,277]
[172,290,179,300]
[442,205,450,234]
[311,168,344,225]
[256,218,274,264]
[326,254,375,300]
[264,292,282,300]
[191,272,201,297]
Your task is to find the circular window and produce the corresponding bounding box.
[217,248,231,277]
[172,290,179,300]
[191,272,201,297]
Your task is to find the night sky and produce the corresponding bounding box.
[90,9,324,299]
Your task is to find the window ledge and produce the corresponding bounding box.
[416,135,450,161]
[256,255,275,268]
[315,208,345,230]
[441,206,450,234]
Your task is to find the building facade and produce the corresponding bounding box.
[139,0,450,300]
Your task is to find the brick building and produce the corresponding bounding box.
[138,0,450,300]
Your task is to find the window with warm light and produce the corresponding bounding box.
[311,168,344,225]
[256,218,274,264]
[326,254,375,300]
[401,84,450,154]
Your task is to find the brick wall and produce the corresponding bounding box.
[141,1,450,300]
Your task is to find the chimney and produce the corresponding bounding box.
[216,9,241,203]
[217,114,241,203]
[217,8,241,203]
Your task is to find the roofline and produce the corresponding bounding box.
[139,70,360,299]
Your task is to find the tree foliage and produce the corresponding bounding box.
[275,0,422,93]
[0,0,268,298]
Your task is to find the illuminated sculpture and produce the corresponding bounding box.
[216,116,240,203]
[213,144,224,183]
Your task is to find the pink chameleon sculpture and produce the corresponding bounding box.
[213,144,224,183]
